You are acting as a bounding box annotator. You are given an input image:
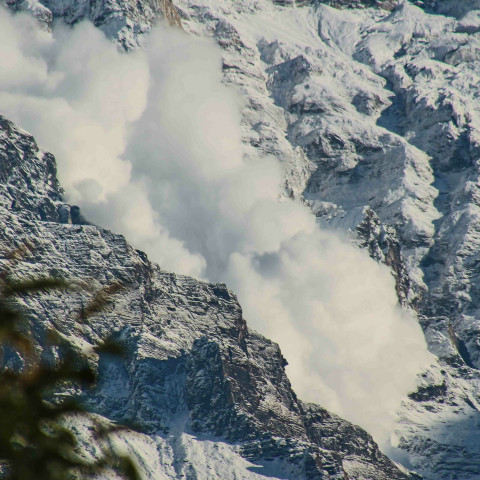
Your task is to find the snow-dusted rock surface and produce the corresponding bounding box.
[5,0,181,47]
[0,113,415,479]
[150,2,480,478]
[4,0,480,478]
[107,0,480,477]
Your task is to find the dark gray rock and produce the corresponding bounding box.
[317,0,398,10]
[411,0,480,18]
[0,115,63,223]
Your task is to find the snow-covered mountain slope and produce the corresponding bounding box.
[0,113,416,479]
[0,3,434,449]
[152,2,480,478]
[4,0,480,478]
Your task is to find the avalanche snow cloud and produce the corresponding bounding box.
[0,7,432,446]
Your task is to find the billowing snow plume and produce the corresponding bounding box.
[0,7,432,446]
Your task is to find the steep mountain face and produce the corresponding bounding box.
[163,2,480,478]
[3,0,480,479]
[5,0,181,47]
[0,113,415,479]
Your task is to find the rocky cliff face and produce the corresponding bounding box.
[168,2,480,477]
[0,114,415,479]
[5,0,181,47]
[3,0,480,479]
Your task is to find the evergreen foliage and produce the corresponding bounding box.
[0,247,139,480]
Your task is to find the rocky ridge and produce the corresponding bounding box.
[0,114,414,478]
[5,0,181,47]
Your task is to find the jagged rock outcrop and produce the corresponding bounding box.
[413,0,480,18]
[0,113,415,479]
[5,0,182,47]
[319,0,397,9]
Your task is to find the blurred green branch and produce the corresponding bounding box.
[0,247,139,480]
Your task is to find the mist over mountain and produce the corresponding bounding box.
[1,1,480,479]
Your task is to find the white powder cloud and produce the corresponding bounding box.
[0,10,206,276]
[0,7,432,447]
